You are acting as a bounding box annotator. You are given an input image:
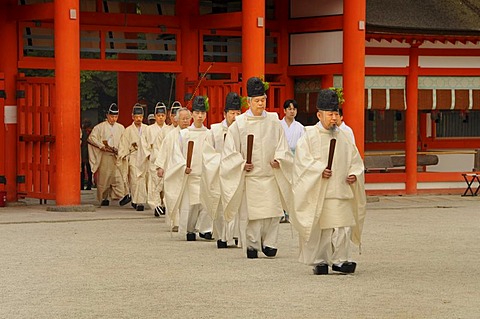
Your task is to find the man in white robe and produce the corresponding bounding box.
[140,103,168,217]
[118,104,148,211]
[87,103,127,206]
[220,77,293,259]
[164,97,214,241]
[155,107,190,231]
[280,99,306,223]
[290,89,366,275]
[280,99,305,155]
[337,108,356,144]
[201,92,242,248]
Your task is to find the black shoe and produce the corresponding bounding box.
[100,199,109,206]
[199,232,213,240]
[234,238,239,246]
[154,206,161,217]
[136,204,144,211]
[332,262,357,274]
[313,264,329,275]
[246,247,258,259]
[217,240,228,249]
[159,206,166,215]
[131,202,137,209]
[186,232,196,241]
[86,186,92,190]
[119,194,131,206]
[262,246,277,257]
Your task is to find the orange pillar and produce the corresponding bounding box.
[176,0,199,106]
[0,0,18,202]
[55,0,81,205]
[242,0,265,92]
[343,0,366,156]
[117,72,138,126]
[277,0,293,99]
[405,44,420,194]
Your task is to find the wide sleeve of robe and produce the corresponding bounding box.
[290,127,329,242]
[219,118,246,223]
[270,113,294,214]
[87,123,104,174]
[348,143,367,246]
[163,129,189,226]
[201,132,221,220]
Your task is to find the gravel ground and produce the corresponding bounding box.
[0,193,479,319]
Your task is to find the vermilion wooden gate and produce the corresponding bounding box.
[16,75,56,200]
[186,80,241,126]
[186,80,286,126]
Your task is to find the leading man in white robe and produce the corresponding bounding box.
[88,114,125,204]
[290,89,366,275]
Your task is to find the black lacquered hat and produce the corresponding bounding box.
[246,77,265,98]
[225,92,241,111]
[154,102,167,114]
[107,103,119,115]
[316,89,339,111]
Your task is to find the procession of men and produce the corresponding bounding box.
[88,77,366,275]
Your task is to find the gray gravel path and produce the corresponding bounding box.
[0,192,479,318]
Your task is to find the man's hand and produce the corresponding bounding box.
[157,168,164,178]
[270,160,280,169]
[185,167,192,175]
[322,168,332,179]
[244,163,254,172]
[346,174,357,184]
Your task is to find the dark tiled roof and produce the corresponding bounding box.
[367,0,480,36]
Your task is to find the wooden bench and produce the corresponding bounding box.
[364,156,394,172]
[390,154,439,167]
[364,154,439,172]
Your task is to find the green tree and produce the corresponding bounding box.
[80,71,117,112]
[138,72,176,114]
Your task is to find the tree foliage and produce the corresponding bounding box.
[138,72,176,114]
[80,71,117,111]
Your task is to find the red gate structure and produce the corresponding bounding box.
[186,80,286,127]
[16,75,56,201]
[186,80,241,126]
[266,82,287,117]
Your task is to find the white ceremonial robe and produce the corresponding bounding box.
[118,123,148,205]
[201,120,239,246]
[164,125,214,236]
[155,126,181,228]
[139,123,166,210]
[339,122,356,144]
[220,111,293,252]
[280,118,305,154]
[290,123,366,266]
[87,120,125,202]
